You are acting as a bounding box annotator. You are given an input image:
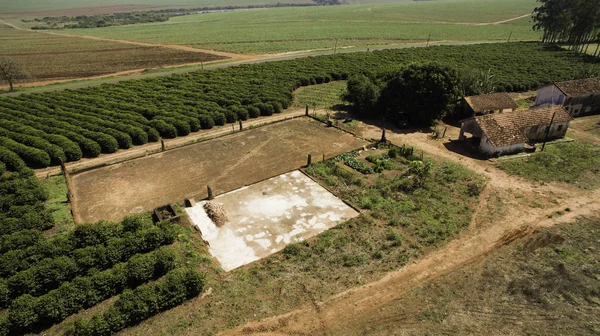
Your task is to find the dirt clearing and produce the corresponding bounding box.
[186,170,358,271]
[71,118,367,223]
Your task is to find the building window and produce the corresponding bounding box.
[557,124,563,132]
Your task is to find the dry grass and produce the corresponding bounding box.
[356,215,600,335]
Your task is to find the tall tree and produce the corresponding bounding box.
[342,74,380,114]
[0,57,26,92]
[377,64,460,126]
[532,0,600,55]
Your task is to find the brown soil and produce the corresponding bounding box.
[70,117,367,223]
[0,18,238,89]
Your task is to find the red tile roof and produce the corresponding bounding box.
[473,106,572,148]
[555,77,600,96]
[464,93,518,113]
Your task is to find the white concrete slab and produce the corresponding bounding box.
[185,170,359,271]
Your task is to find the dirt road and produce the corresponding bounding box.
[221,123,599,335]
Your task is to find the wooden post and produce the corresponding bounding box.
[160,138,165,152]
[207,185,214,200]
[307,154,312,167]
[322,154,325,162]
[238,119,243,131]
[426,33,431,47]
[541,108,557,152]
[305,104,309,116]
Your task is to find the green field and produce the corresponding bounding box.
[51,0,541,54]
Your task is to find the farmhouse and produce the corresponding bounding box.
[534,77,600,116]
[459,106,573,156]
[463,92,518,116]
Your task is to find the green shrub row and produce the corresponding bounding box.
[67,268,204,336]
[0,229,44,255]
[3,247,177,334]
[27,94,149,145]
[0,215,154,278]
[0,126,66,164]
[0,99,120,153]
[0,146,27,172]
[0,119,82,161]
[0,108,102,157]
[0,136,51,168]
[0,221,178,306]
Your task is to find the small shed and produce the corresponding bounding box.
[463,93,518,116]
[459,106,573,156]
[535,77,600,116]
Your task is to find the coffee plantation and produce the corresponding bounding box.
[0,42,598,169]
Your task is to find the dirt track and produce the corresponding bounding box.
[221,122,599,335]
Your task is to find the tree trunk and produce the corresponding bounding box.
[8,79,13,92]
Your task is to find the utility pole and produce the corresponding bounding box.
[507,31,513,43]
[541,108,557,152]
[426,33,431,47]
[333,38,338,55]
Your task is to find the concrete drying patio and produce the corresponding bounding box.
[185,170,359,271]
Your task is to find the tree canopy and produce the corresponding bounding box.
[343,64,460,126]
[533,0,600,56]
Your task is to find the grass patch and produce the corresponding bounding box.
[294,81,347,110]
[306,148,485,246]
[497,142,600,188]
[40,174,74,232]
[391,216,600,335]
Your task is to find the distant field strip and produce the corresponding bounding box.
[0,25,225,81]
[52,0,540,54]
[0,0,311,12]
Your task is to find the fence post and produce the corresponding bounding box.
[380,128,387,142]
[238,119,243,131]
[305,104,309,116]
[307,154,312,167]
[207,185,213,200]
[160,138,165,152]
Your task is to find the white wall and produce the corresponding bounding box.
[535,84,565,106]
[479,135,525,156]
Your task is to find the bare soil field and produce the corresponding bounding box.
[71,118,367,223]
[0,24,225,82]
